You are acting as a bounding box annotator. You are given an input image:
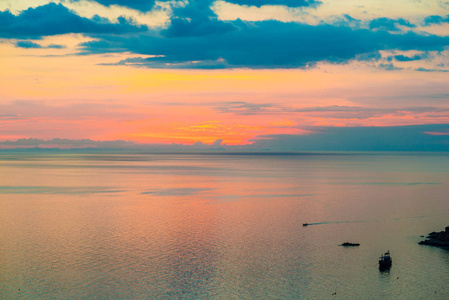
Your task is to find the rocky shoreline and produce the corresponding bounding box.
[419,226,449,247]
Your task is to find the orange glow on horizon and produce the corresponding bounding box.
[2,40,449,145]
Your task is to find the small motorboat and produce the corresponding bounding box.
[340,242,360,247]
[303,223,309,226]
[379,251,392,271]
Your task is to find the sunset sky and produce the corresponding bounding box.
[1,0,449,150]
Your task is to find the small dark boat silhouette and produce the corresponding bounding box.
[379,251,392,271]
[340,242,360,246]
[303,223,309,226]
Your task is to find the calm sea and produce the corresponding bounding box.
[1,152,449,299]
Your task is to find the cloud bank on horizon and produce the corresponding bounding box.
[1,124,449,151]
[1,0,449,150]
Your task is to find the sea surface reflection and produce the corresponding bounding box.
[1,152,449,299]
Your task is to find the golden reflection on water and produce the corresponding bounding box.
[1,153,449,298]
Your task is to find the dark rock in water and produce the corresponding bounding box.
[419,226,449,247]
[340,242,360,246]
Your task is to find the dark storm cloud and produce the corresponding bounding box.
[2,1,449,69]
[225,0,321,8]
[0,3,147,38]
[423,15,449,25]
[47,44,65,49]
[86,20,449,69]
[415,67,449,72]
[369,17,415,32]
[15,40,42,48]
[393,54,424,61]
[81,0,161,11]
[87,0,321,11]
[15,40,66,49]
